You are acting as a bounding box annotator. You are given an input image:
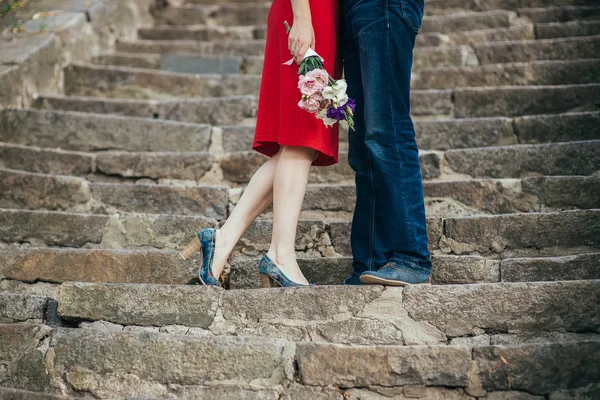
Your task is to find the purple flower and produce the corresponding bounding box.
[326,105,346,121]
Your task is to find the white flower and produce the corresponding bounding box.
[317,109,337,127]
[335,93,349,107]
[333,80,347,95]
[321,86,335,100]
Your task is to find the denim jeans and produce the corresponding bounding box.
[341,0,432,277]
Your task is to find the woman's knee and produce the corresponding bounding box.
[280,145,318,162]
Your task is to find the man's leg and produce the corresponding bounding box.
[346,0,432,285]
[341,1,386,284]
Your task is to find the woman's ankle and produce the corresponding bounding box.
[266,249,297,269]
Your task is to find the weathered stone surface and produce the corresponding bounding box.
[0,323,53,392]
[222,286,383,323]
[431,256,499,284]
[153,3,271,26]
[237,219,328,254]
[444,210,600,256]
[94,52,162,70]
[172,385,279,400]
[518,5,600,23]
[501,253,600,282]
[0,209,108,247]
[445,141,600,178]
[59,282,220,327]
[411,90,453,116]
[281,384,344,400]
[159,95,257,125]
[475,341,600,394]
[0,66,24,107]
[421,10,516,34]
[346,387,473,400]
[475,35,600,64]
[0,280,60,300]
[330,218,443,256]
[415,117,516,150]
[0,248,198,285]
[454,84,600,118]
[118,38,266,57]
[139,25,261,41]
[549,384,600,400]
[100,212,217,250]
[0,387,74,400]
[0,169,90,212]
[413,59,600,89]
[414,46,478,70]
[0,108,212,152]
[90,182,228,218]
[64,64,261,99]
[51,328,287,385]
[403,280,600,337]
[161,53,242,74]
[222,125,257,152]
[297,343,471,387]
[514,111,600,144]
[95,151,215,180]
[0,143,94,177]
[536,19,600,39]
[35,95,158,118]
[522,176,600,210]
[0,293,47,322]
[485,391,543,400]
[418,24,534,48]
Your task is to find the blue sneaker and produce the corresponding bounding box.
[360,262,431,286]
[342,273,363,285]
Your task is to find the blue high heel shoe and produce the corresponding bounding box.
[258,255,312,288]
[180,228,221,287]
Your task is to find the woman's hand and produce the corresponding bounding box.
[288,15,315,65]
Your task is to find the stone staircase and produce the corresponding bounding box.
[1,0,599,398]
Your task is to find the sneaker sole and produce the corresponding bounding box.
[359,275,431,286]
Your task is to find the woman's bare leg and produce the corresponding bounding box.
[267,145,316,284]
[211,151,281,277]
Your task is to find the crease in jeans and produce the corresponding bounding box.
[367,148,376,271]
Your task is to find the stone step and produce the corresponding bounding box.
[0,108,212,153]
[34,94,257,126]
[224,112,600,151]
[139,25,266,41]
[518,5,600,23]
[453,83,600,118]
[0,387,74,400]
[1,208,599,258]
[0,292,48,323]
[474,34,600,64]
[56,280,600,341]
[424,0,600,15]
[152,3,271,26]
[0,168,229,219]
[4,324,598,399]
[222,140,600,184]
[117,39,266,57]
[412,59,600,89]
[535,19,600,39]
[63,64,261,100]
[230,253,600,289]
[417,24,534,48]
[93,52,161,70]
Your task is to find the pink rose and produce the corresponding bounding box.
[299,93,323,114]
[306,69,330,87]
[298,75,320,96]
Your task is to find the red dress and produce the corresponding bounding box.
[252,0,342,167]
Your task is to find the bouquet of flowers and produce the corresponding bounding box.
[284,21,355,130]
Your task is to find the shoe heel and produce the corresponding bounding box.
[260,274,274,288]
[180,236,201,260]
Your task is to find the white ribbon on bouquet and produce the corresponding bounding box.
[283,48,324,66]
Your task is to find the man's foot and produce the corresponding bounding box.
[342,274,363,285]
[360,262,431,286]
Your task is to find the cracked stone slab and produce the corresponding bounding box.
[0,248,198,285]
[0,142,94,177]
[51,328,288,386]
[296,342,471,387]
[58,282,221,328]
[403,280,600,337]
[0,292,48,322]
[0,108,212,152]
[501,253,600,282]
[474,341,600,395]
